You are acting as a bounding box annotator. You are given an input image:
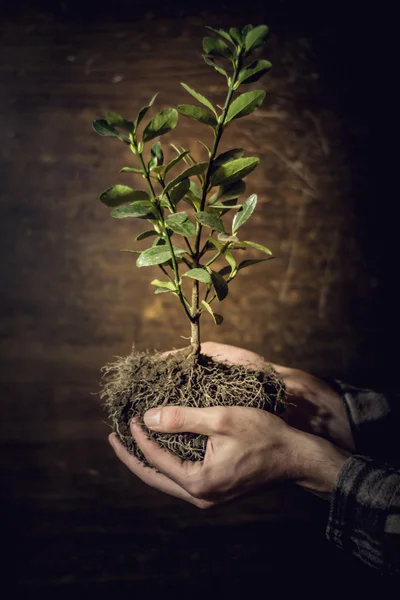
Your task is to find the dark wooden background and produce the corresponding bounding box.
[1,0,398,594]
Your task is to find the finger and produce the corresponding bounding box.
[201,341,266,370]
[108,433,209,506]
[143,405,230,436]
[130,420,206,490]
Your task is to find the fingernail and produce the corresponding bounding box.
[144,409,161,427]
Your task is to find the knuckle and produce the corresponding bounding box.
[164,406,185,430]
[187,477,208,499]
[212,407,232,433]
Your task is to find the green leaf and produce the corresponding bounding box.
[150,279,176,291]
[164,150,190,175]
[154,287,173,294]
[110,201,155,219]
[205,26,234,45]
[195,212,225,233]
[211,148,245,174]
[92,120,130,143]
[142,108,178,143]
[166,212,196,237]
[180,83,218,116]
[182,268,211,284]
[210,157,260,187]
[237,258,271,271]
[150,141,164,165]
[136,245,187,267]
[134,93,158,130]
[100,185,150,207]
[226,90,266,124]
[120,167,143,174]
[203,36,233,59]
[241,24,253,37]
[120,249,141,254]
[237,59,272,85]
[169,178,190,207]
[242,240,272,254]
[203,55,228,79]
[218,233,239,243]
[210,180,246,203]
[210,270,229,301]
[229,27,242,44]
[136,230,159,241]
[177,104,218,128]
[163,163,208,195]
[232,193,258,233]
[244,25,269,53]
[209,202,241,211]
[106,112,133,131]
[201,300,223,325]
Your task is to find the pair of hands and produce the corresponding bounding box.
[109,342,354,508]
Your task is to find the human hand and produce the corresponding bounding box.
[109,402,350,508]
[200,342,356,453]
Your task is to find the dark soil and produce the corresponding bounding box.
[100,347,286,467]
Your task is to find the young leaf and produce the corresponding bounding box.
[120,167,143,174]
[202,36,233,60]
[163,162,208,195]
[244,25,269,53]
[210,157,259,187]
[150,279,176,291]
[134,93,158,130]
[136,230,159,241]
[166,212,196,237]
[169,178,190,206]
[241,24,253,37]
[195,212,225,233]
[92,120,130,143]
[218,233,239,243]
[136,245,186,267]
[242,240,272,254]
[237,258,271,271]
[180,83,218,116]
[164,150,190,175]
[232,194,258,233]
[208,236,237,275]
[106,112,134,131]
[154,287,173,294]
[209,201,241,211]
[203,55,228,79]
[211,148,245,173]
[182,268,212,284]
[229,27,242,44]
[201,300,223,325]
[226,90,266,124]
[237,60,272,85]
[205,26,234,45]
[210,180,246,203]
[177,104,218,128]
[142,108,178,143]
[210,271,229,301]
[151,141,164,165]
[110,201,155,219]
[100,185,150,207]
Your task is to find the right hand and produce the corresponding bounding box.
[201,342,356,453]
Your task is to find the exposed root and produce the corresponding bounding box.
[100,346,286,467]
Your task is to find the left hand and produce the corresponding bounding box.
[109,404,349,508]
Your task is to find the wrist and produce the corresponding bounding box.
[286,428,351,500]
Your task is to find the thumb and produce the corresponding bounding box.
[143,405,227,436]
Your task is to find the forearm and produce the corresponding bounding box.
[289,428,351,500]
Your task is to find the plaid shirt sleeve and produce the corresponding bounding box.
[325,382,400,573]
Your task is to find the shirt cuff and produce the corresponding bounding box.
[326,454,400,573]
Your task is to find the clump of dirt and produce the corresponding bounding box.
[100,347,286,467]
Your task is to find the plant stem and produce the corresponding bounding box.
[134,145,193,324]
[189,59,242,351]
